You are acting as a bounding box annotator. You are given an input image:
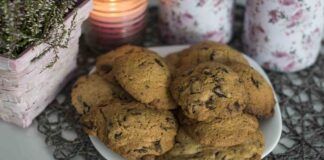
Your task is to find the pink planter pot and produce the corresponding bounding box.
[0,0,93,128]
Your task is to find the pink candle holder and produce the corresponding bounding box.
[85,0,148,53]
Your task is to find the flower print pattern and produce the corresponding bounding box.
[159,0,233,44]
[244,0,323,72]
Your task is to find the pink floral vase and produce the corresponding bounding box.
[159,0,234,44]
[244,0,324,72]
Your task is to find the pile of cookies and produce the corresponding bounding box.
[71,41,275,160]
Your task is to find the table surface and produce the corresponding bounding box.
[0,5,323,160]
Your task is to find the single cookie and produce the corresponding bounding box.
[182,114,259,148]
[225,62,275,118]
[113,48,176,110]
[214,130,264,160]
[71,74,114,114]
[171,62,247,121]
[159,128,217,159]
[95,45,146,77]
[177,41,249,69]
[71,74,132,114]
[81,101,178,160]
[158,128,264,160]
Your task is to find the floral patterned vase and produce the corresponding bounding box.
[159,0,234,44]
[244,0,324,72]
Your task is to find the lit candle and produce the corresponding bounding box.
[85,0,148,52]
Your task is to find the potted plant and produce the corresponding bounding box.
[0,0,92,127]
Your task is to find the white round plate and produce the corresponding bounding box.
[90,45,283,160]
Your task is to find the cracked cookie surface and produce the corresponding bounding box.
[171,62,247,121]
[113,49,176,110]
[225,62,275,118]
[182,114,259,148]
[81,100,178,160]
[177,41,249,69]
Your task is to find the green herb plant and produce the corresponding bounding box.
[0,0,78,60]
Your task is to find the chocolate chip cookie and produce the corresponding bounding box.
[71,74,132,114]
[177,41,249,69]
[214,130,264,160]
[158,128,263,160]
[113,49,176,110]
[226,62,275,118]
[182,114,259,148]
[95,45,146,78]
[81,100,178,160]
[171,62,247,121]
[71,74,114,114]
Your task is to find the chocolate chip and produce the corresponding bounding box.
[251,76,261,88]
[73,84,78,89]
[153,140,162,153]
[114,132,122,140]
[134,148,148,153]
[213,86,227,98]
[209,53,216,60]
[205,96,216,110]
[100,64,112,73]
[233,101,241,111]
[202,67,212,75]
[83,102,91,113]
[82,121,94,130]
[154,58,164,67]
[139,61,147,67]
[166,117,174,123]
[218,67,229,73]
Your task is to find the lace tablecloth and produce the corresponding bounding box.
[36,6,324,160]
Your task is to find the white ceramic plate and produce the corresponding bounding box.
[90,45,283,160]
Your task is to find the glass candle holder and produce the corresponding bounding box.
[159,0,234,44]
[85,0,148,53]
[244,0,324,72]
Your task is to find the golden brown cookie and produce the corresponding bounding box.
[225,62,275,118]
[182,114,259,148]
[95,45,146,77]
[170,62,247,121]
[113,48,176,110]
[81,100,178,160]
[71,74,114,114]
[158,128,264,160]
[177,41,249,68]
[71,74,132,114]
[213,130,264,160]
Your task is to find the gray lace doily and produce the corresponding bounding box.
[36,6,324,160]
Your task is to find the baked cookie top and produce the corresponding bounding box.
[177,41,249,69]
[71,74,114,114]
[214,130,264,160]
[225,62,275,118]
[71,74,132,114]
[95,45,146,77]
[158,128,264,160]
[81,100,178,160]
[171,62,247,121]
[113,48,176,110]
[182,114,259,148]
